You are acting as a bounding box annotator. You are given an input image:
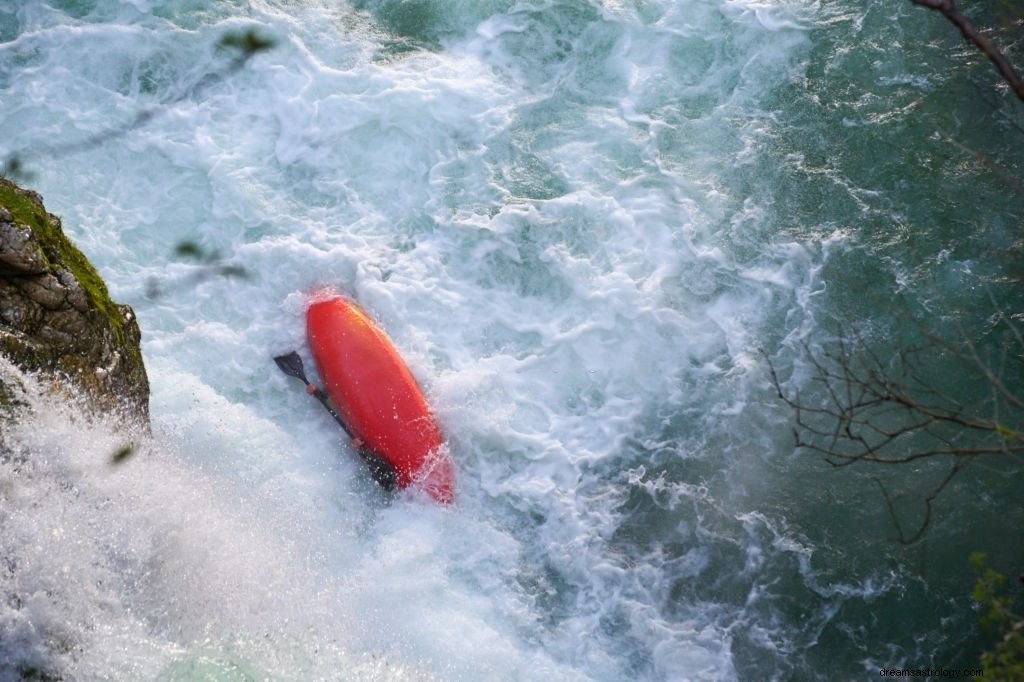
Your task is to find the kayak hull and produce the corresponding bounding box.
[306,296,453,504]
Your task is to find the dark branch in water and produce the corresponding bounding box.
[931,124,1024,196]
[1,28,276,182]
[873,462,964,545]
[764,300,1024,543]
[145,240,250,300]
[910,0,1024,102]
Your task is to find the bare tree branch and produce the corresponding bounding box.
[910,0,1024,102]
[2,28,276,183]
[764,301,1024,543]
[874,459,964,545]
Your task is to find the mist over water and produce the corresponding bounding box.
[2,0,1023,680]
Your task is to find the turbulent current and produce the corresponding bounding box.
[1,1,1023,680]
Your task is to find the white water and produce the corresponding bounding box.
[5,0,1019,680]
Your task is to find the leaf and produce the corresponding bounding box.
[174,241,204,260]
[110,443,136,465]
[218,29,277,57]
[996,423,1020,441]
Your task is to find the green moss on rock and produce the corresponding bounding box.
[0,178,149,422]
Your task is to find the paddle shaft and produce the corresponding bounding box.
[274,351,397,491]
[306,383,398,490]
[308,385,356,440]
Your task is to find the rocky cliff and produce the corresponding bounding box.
[0,178,149,422]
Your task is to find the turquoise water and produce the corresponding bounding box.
[1,0,1022,680]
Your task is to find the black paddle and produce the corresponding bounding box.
[274,351,397,491]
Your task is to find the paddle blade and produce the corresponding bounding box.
[273,351,308,383]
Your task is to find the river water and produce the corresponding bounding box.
[1,1,1022,680]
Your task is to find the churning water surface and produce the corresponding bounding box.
[1,1,1023,680]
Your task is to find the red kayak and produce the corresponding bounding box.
[306,296,454,504]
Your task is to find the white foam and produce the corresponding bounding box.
[0,0,841,679]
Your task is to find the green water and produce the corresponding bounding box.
[1,0,1022,679]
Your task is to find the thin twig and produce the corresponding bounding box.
[911,0,1024,102]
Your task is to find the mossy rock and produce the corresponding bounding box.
[0,178,149,423]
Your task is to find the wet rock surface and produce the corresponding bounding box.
[0,179,149,422]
